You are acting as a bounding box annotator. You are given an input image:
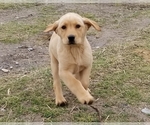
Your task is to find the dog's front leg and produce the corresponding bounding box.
[51,54,67,106]
[59,70,94,104]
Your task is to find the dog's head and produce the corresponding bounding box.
[44,13,100,45]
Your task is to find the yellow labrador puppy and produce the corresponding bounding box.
[44,13,100,106]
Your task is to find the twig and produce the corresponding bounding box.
[2,101,7,109]
[104,115,109,122]
[70,106,77,114]
[46,104,52,110]
[95,98,99,102]
[90,105,102,122]
[70,105,80,114]
[7,88,11,96]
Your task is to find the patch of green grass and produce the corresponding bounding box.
[73,111,98,122]
[0,17,54,44]
[0,3,37,10]
[0,67,68,122]
[91,26,150,121]
[111,8,150,29]
[83,13,97,20]
[93,54,145,103]
[0,4,57,44]
[82,12,106,25]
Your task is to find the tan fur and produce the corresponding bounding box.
[44,13,100,106]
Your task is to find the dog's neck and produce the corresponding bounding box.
[64,44,84,63]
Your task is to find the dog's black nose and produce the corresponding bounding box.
[68,35,75,44]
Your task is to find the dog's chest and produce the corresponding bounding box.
[60,48,92,74]
[58,44,93,74]
[69,46,92,64]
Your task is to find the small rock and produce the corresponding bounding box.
[1,108,5,112]
[141,108,150,115]
[0,108,5,116]
[15,16,19,19]
[10,66,13,69]
[28,47,34,51]
[1,68,9,73]
[17,45,28,49]
[15,62,19,65]
[96,35,100,39]
[96,46,100,49]
[28,14,33,17]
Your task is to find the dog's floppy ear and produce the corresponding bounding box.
[83,17,101,31]
[44,21,59,33]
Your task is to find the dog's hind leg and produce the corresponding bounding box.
[50,53,67,106]
[79,67,91,90]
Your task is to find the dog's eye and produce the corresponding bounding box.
[61,25,66,29]
[76,24,81,29]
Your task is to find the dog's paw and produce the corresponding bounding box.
[56,97,68,106]
[78,92,94,105]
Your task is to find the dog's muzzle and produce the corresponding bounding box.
[68,35,75,45]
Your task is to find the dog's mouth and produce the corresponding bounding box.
[68,40,76,45]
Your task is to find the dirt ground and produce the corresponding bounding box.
[0,3,150,122]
